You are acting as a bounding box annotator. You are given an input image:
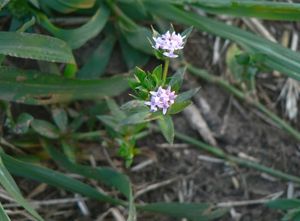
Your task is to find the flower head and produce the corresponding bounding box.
[152,30,186,58]
[145,86,177,115]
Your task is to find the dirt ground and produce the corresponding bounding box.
[130,28,300,221]
[3,19,300,221]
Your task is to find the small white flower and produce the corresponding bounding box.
[145,86,177,115]
[152,30,186,58]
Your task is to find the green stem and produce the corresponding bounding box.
[71,130,105,140]
[162,58,170,85]
[72,130,151,141]
[175,131,300,184]
[186,63,300,142]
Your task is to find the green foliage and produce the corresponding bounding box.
[157,115,174,144]
[0,31,75,63]
[267,199,300,221]
[1,0,300,220]
[0,202,11,221]
[0,67,128,105]
[268,199,300,221]
[0,152,43,221]
[38,4,110,49]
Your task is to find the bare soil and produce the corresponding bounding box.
[3,20,300,221]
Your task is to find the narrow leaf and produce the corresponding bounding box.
[267,199,300,210]
[0,202,10,221]
[176,87,200,103]
[1,153,122,205]
[41,0,95,12]
[0,67,128,105]
[31,119,60,139]
[0,31,75,63]
[51,108,68,132]
[145,2,300,81]
[157,115,174,144]
[0,0,9,10]
[43,142,132,198]
[38,5,110,49]
[0,154,43,221]
[77,35,116,78]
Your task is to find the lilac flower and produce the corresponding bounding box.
[145,86,177,115]
[152,31,186,58]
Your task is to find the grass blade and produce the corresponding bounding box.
[0,67,128,105]
[177,0,300,21]
[0,153,43,221]
[1,152,124,206]
[77,34,116,78]
[0,0,9,10]
[0,202,10,221]
[0,31,75,64]
[41,0,95,12]
[145,2,300,81]
[43,141,131,198]
[38,5,110,49]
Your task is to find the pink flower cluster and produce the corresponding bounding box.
[153,31,185,58]
[145,86,177,115]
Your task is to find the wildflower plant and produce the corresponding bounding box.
[127,27,198,143]
[98,27,198,166]
[1,1,300,221]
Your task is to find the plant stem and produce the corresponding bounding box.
[175,131,300,184]
[72,130,105,140]
[162,58,170,85]
[185,63,300,142]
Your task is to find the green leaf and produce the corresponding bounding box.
[0,0,9,11]
[38,5,110,49]
[267,199,300,210]
[169,67,186,92]
[139,202,227,221]
[118,18,152,55]
[0,67,128,105]
[41,0,95,13]
[63,63,77,78]
[176,87,200,103]
[0,154,44,221]
[134,67,147,83]
[106,99,126,121]
[0,31,75,63]
[51,108,68,132]
[226,44,244,82]
[97,115,119,130]
[157,115,174,144]
[152,64,163,85]
[168,100,191,115]
[61,141,76,163]
[77,35,116,79]
[191,0,300,21]
[17,17,36,33]
[120,100,148,113]
[1,152,122,205]
[13,113,34,134]
[43,141,132,198]
[56,0,96,9]
[31,119,60,139]
[119,34,150,69]
[145,2,300,81]
[0,202,10,221]
[121,111,152,125]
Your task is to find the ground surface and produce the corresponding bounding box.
[2,18,300,221]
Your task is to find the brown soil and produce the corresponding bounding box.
[2,19,300,221]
